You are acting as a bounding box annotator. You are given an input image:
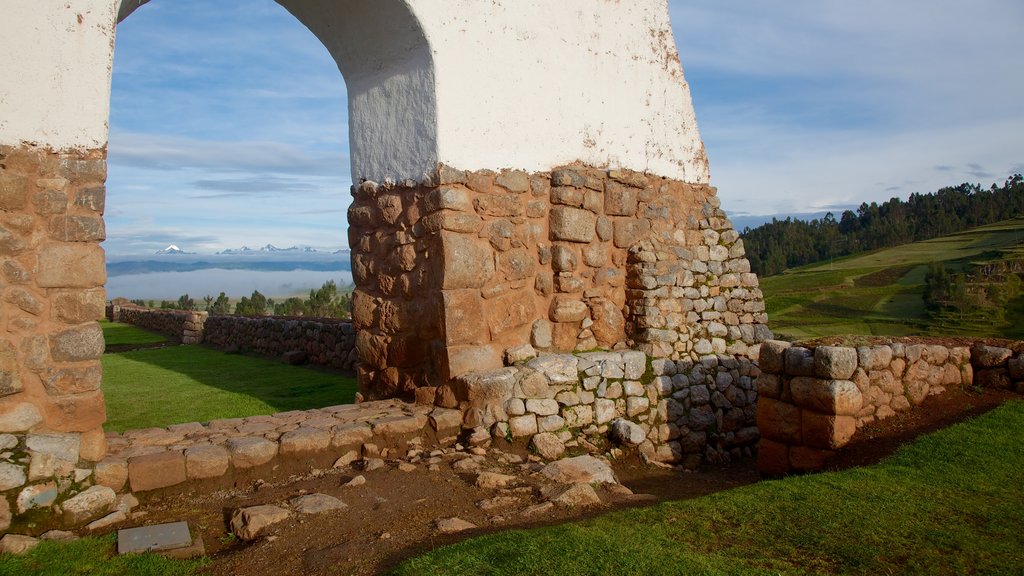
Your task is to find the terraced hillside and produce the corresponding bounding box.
[761,218,1024,341]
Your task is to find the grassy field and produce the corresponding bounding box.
[101,323,358,432]
[99,319,170,348]
[762,218,1024,341]
[395,400,1024,575]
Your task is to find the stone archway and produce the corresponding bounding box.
[0,1,771,525]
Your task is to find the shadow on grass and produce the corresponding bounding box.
[102,345,358,432]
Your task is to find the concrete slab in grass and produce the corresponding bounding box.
[117,521,204,558]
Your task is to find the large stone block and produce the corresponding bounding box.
[756,397,802,444]
[45,389,107,432]
[37,244,106,288]
[442,290,487,345]
[0,173,29,210]
[789,446,836,472]
[761,338,790,375]
[801,412,857,450]
[498,248,536,281]
[0,402,43,432]
[43,365,102,395]
[789,378,863,416]
[486,290,534,339]
[550,206,596,243]
[444,345,502,380]
[604,181,639,216]
[128,451,187,492]
[814,347,858,380]
[425,186,472,213]
[612,218,651,249]
[226,437,278,469]
[588,298,625,346]
[47,215,105,242]
[550,296,588,323]
[0,341,20,397]
[783,347,815,376]
[757,438,791,476]
[440,232,495,290]
[52,290,106,324]
[49,324,105,362]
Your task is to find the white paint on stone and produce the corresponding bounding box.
[5,0,706,183]
[413,0,709,183]
[0,1,118,150]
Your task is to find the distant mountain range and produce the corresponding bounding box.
[112,245,353,277]
[217,244,321,255]
[151,244,351,256]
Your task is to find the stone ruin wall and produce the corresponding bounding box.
[349,164,771,402]
[755,340,1024,475]
[109,305,206,345]
[0,145,111,532]
[107,304,359,371]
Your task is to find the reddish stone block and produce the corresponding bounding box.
[801,412,857,450]
[790,446,836,472]
[756,398,802,444]
[442,290,487,345]
[37,243,106,288]
[757,438,790,476]
[128,451,186,492]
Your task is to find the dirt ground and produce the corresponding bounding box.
[110,384,1019,576]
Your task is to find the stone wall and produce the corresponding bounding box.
[107,305,359,371]
[443,349,761,468]
[0,144,110,532]
[109,305,206,345]
[203,316,358,371]
[755,340,1024,475]
[350,164,770,400]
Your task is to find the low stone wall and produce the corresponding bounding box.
[108,305,206,344]
[440,348,761,467]
[203,316,358,371]
[756,340,1023,475]
[106,305,358,371]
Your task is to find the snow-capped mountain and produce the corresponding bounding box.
[155,245,193,255]
[217,244,321,255]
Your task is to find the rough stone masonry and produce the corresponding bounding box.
[0,0,771,531]
[349,165,771,400]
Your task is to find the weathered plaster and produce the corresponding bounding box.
[277,0,439,185]
[6,0,706,183]
[411,0,709,184]
[0,1,118,151]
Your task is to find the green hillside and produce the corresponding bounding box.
[761,218,1024,341]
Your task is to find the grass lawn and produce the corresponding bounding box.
[0,535,205,576]
[99,319,169,348]
[102,345,358,432]
[395,400,1024,575]
[762,218,1024,340]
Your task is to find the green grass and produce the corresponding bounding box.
[0,535,206,576]
[102,345,357,432]
[762,218,1024,340]
[100,320,169,348]
[395,400,1024,575]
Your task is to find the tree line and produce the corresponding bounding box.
[742,175,1024,276]
[129,280,353,320]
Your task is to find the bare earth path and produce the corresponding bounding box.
[108,386,1016,576]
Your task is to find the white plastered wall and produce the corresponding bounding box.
[2,0,708,184]
[409,0,710,184]
[0,0,118,150]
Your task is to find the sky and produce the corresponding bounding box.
[105,0,1024,255]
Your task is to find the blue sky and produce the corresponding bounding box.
[106,0,1024,255]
